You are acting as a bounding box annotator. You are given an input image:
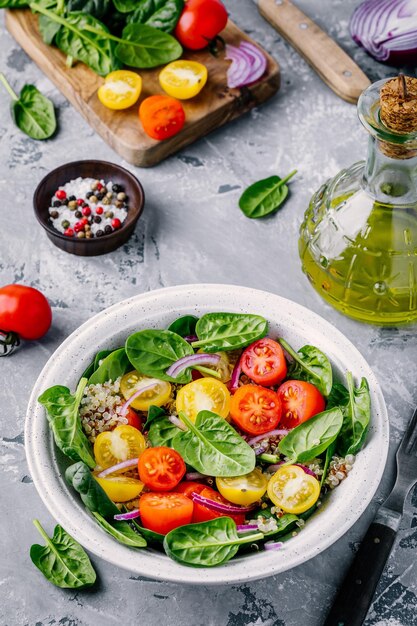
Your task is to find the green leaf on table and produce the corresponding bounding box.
[239,170,297,219]
[191,312,268,352]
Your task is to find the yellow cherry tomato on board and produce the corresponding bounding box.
[98,70,142,110]
[94,425,146,469]
[216,468,268,506]
[93,474,144,503]
[120,370,172,411]
[176,378,231,422]
[267,464,320,514]
[159,60,208,99]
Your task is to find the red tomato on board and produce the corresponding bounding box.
[277,380,325,429]
[139,95,185,141]
[174,0,228,50]
[241,338,287,387]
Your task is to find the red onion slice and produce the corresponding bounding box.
[247,429,289,447]
[225,42,267,89]
[120,382,159,416]
[114,509,141,521]
[168,415,188,431]
[191,492,256,514]
[237,524,259,532]
[166,353,221,379]
[264,541,283,551]
[185,471,208,481]
[97,458,139,478]
[229,355,242,393]
[267,461,317,478]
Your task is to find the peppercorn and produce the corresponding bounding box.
[64,227,74,237]
[50,210,59,219]
[68,195,76,201]
[94,215,102,223]
[117,192,126,201]
[85,231,93,239]
[61,219,70,228]
[75,210,82,218]
[106,191,113,199]
[115,200,123,208]
[52,199,61,207]
[77,198,84,206]
[96,206,104,215]
[112,183,122,193]
[84,224,91,231]
[86,191,93,199]
[56,189,67,200]
[77,231,86,239]
[68,200,77,210]
[90,195,98,204]
[102,197,111,205]
[105,210,114,219]
[96,229,104,237]
[82,206,91,217]
[112,218,122,230]
[104,225,113,234]
[96,192,105,200]
[61,198,69,206]
[91,181,99,191]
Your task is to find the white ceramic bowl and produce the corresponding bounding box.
[26,284,389,585]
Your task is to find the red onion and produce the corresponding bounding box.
[247,429,289,447]
[225,42,267,89]
[228,356,242,393]
[168,415,188,431]
[185,471,207,481]
[120,382,158,416]
[114,509,141,521]
[350,0,417,64]
[264,541,283,551]
[97,458,139,478]
[267,461,317,478]
[166,353,221,379]
[254,441,270,456]
[191,492,256,514]
[184,334,198,343]
[237,524,259,532]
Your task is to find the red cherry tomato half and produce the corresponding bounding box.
[0,284,52,340]
[277,380,326,429]
[138,446,186,491]
[123,407,143,431]
[241,338,287,387]
[230,384,282,435]
[192,487,245,525]
[175,0,228,50]
[139,95,185,141]
[175,481,206,499]
[139,492,193,535]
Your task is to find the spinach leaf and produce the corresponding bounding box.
[131,517,164,544]
[192,312,268,352]
[164,517,263,567]
[253,509,299,538]
[168,314,198,338]
[0,0,28,6]
[239,170,297,219]
[65,462,120,518]
[126,329,194,384]
[144,405,166,430]
[148,416,180,447]
[320,440,336,488]
[172,411,256,476]
[67,0,110,19]
[337,372,371,457]
[30,520,96,588]
[112,0,136,11]
[92,513,147,547]
[93,349,114,370]
[0,74,56,140]
[278,338,333,397]
[326,382,349,409]
[38,379,95,468]
[127,0,184,33]
[115,23,182,68]
[39,14,62,44]
[278,408,343,463]
[88,348,130,385]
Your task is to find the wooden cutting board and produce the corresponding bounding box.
[5,10,280,167]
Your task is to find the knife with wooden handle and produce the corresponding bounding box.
[253,0,371,103]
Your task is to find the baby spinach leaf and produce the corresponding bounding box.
[112,0,137,11]
[65,462,120,518]
[93,349,114,370]
[92,513,147,547]
[0,0,29,7]
[326,382,349,409]
[278,338,333,397]
[30,519,96,588]
[337,372,371,457]
[320,440,336,488]
[253,509,299,538]
[67,0,110,19]
[172,411,256,476]
[192,312,268,352]
[39,14,62,44]
[278,407,344,463]
[163,517,263,567]
[168,314,199,338]
[88,348,130,385]
[144,405,167,430]
[130,517,164,544]
[39,378,95,468]
[148,416,180,447]
[127,0,184,33]
[115,23,182,68]
[126,329,194,384]
[239,170,297,219]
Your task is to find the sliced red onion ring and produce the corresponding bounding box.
[166,353,221,379]
[184,334,198,343]
[191,492,256,514]
[237,524,259,532]
[226,42,267,89]
[168,415,188,431]
[114,509,141,521]
[247,430,289,447]
[254,441,269,456]
[264,541,283,551]
[229,356,242,393]
[97,458,139,478]
[120,382,159,416]
[185,471,207,481]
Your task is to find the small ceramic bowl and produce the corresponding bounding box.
[33,160,145,256]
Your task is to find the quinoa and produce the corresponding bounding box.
[325,454,355,489]
[80,377,129,443]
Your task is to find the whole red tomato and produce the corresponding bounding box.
[0,285,52,341]
[174,0,228,50]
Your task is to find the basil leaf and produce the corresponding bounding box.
[172,411,256,476]
[38,379,95,468]
[239,170,296,219]
[88,348,130,384]
[126,329,194,383]
[127,0,184,33]
[65,462,120,518]
[337,373,371,457]
[164,518,263,567]
[279,338,333,397]
[92,512,147,547]
[192,312,268,352]
[278,407,344,463]
[144,404,166,430]
[30,520,96,588]
[115,23,182,68]
[168,314,199,338]
[148,416,180,447]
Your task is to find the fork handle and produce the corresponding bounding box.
[324,518,398,626]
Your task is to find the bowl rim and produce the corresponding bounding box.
[25,284,389,585]
[32,159,145,243]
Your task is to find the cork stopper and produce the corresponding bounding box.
[379,75,417,158]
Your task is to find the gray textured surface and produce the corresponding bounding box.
[1,1,417,625]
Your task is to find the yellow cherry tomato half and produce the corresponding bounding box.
[216,468,268,506]
[94,425,146,469]
[176,378,231,422]
[267,464,320,514]
[120,370,172,411]
[159,60,208,100]
[94,474,144,503]
[98,70,142,110]
[198,350,234,383]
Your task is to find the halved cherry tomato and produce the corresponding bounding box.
[278,380,325,429]
[123,407,143,431]
[267,464,320,514]
[174,0,228,50]
[198,350,234,383]
[175,481,206,499]
[216,468,268,506]
[138,446,186,491]
[176,377,231,422]
[241,338,287,387]
[191,487,245,525]
[94,425,146,469]
[139,492,193,534]
[229,384,281,435]
[159,60,208,99]
[93,474,144,503]
[98,70,142,110]
[139,95,185,141]
[120,370,171,411]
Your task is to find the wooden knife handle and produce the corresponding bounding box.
[257,0,370,103]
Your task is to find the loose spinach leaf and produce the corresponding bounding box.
[126,329,194,384]
[320,440,336,488]
[39,378,95,468]
[337,372,371,457]
[144,405,166,430]
[92,512,147,547]
[164,517,263,567]
[39,14,62,45]
[115,23,182,68]
[127,0,184,33]
[279,338,333,397]
[88,348,130,385]
[65,462,120,518]
[172,411,256,476]
[239,170,297,219]
[192,312,268,352]
[326,382,349,409]
[148,416,180,447]
[278,407,344,463]
[30,520,96,588]
[168,314,199,338]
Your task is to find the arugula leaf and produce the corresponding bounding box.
[192,312,268,352]
[278,338,333,397]
[239,170,297,219]
[92,513,147,547]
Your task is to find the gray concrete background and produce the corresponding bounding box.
[1,1,417,624]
